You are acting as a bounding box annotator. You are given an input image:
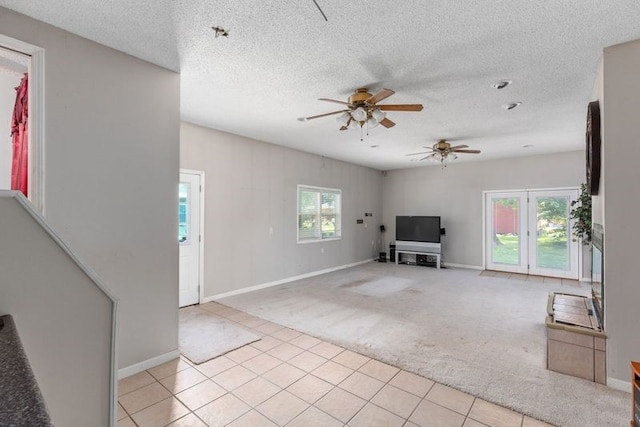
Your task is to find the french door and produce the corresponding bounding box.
[485,189,579,279]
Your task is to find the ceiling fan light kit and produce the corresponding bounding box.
[406,139,481,167]
[303,87,423,138]
[351,106,367,122]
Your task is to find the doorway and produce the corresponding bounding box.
[179,170,204,307]
[0,34,44,212]
[484,188,579,279]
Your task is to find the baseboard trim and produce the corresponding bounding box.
[204,259,375,302]
[118,349,181,379]
[607,376,631,392]
[444,262,484,270]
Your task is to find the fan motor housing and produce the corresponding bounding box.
[434,140,450,151]
[348,88,373,105]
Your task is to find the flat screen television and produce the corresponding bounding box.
[396,216,441,243]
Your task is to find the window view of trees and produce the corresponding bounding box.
[535,197,569,269]
[298,186,341,242]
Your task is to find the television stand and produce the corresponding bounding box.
[395,250,441,269]
[394,241,442,269]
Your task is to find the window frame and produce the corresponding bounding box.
[297,184,342,244]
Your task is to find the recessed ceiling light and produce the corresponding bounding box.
[502,102,522,110]
[492,80,512,90]
[370,145,379,148]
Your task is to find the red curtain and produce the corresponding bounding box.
[11,73,28,197]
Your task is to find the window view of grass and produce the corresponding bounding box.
[492,196,569,270]
[493,233,568,269]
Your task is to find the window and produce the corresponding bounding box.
[178,182,190,244]
[298,185,342,242]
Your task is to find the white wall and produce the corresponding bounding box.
[180,121,384,298]
[0,7,181,370]
[599,39,640,384]
[382,151,584,268]
[0,193,115,426]
[0,71,22,189]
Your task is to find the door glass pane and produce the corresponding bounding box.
[492,198,519,265]
[178,182,190,244]
[535,196,569,270]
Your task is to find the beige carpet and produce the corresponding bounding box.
[179,306,259,364]
[219,262,629,427]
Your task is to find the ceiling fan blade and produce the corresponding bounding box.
[304,109,349,120]
[378,104,423,112]
[366,88,395,104]
[448,145,469,150]
[452,149,481,154]
[379,117,396,128]
[420,153,437,161]
[318,98,352,106]
[406,151,431,156]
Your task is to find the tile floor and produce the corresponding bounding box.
[118,302,552,427]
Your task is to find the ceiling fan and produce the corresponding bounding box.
[302,87,423,132]
[406,139,481,165]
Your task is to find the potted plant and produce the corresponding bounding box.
[570,183,592,244]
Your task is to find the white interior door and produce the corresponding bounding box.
[179,172,202,307]
[485,189,579,279]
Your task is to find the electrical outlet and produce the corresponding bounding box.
[320,247,324,253]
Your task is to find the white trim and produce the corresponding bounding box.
[444,262,484,270]
[179,168,204,175]
[29,49,45,214]
[180,169,205,304]
[204,259,374,302]
[0,190,118,426]
[483,186,580,194]
[606,376,631,392]
[481,192,486,270]
[118,350,181,380]
[0,35,45,214]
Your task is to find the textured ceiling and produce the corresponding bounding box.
[1,1,639,170]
